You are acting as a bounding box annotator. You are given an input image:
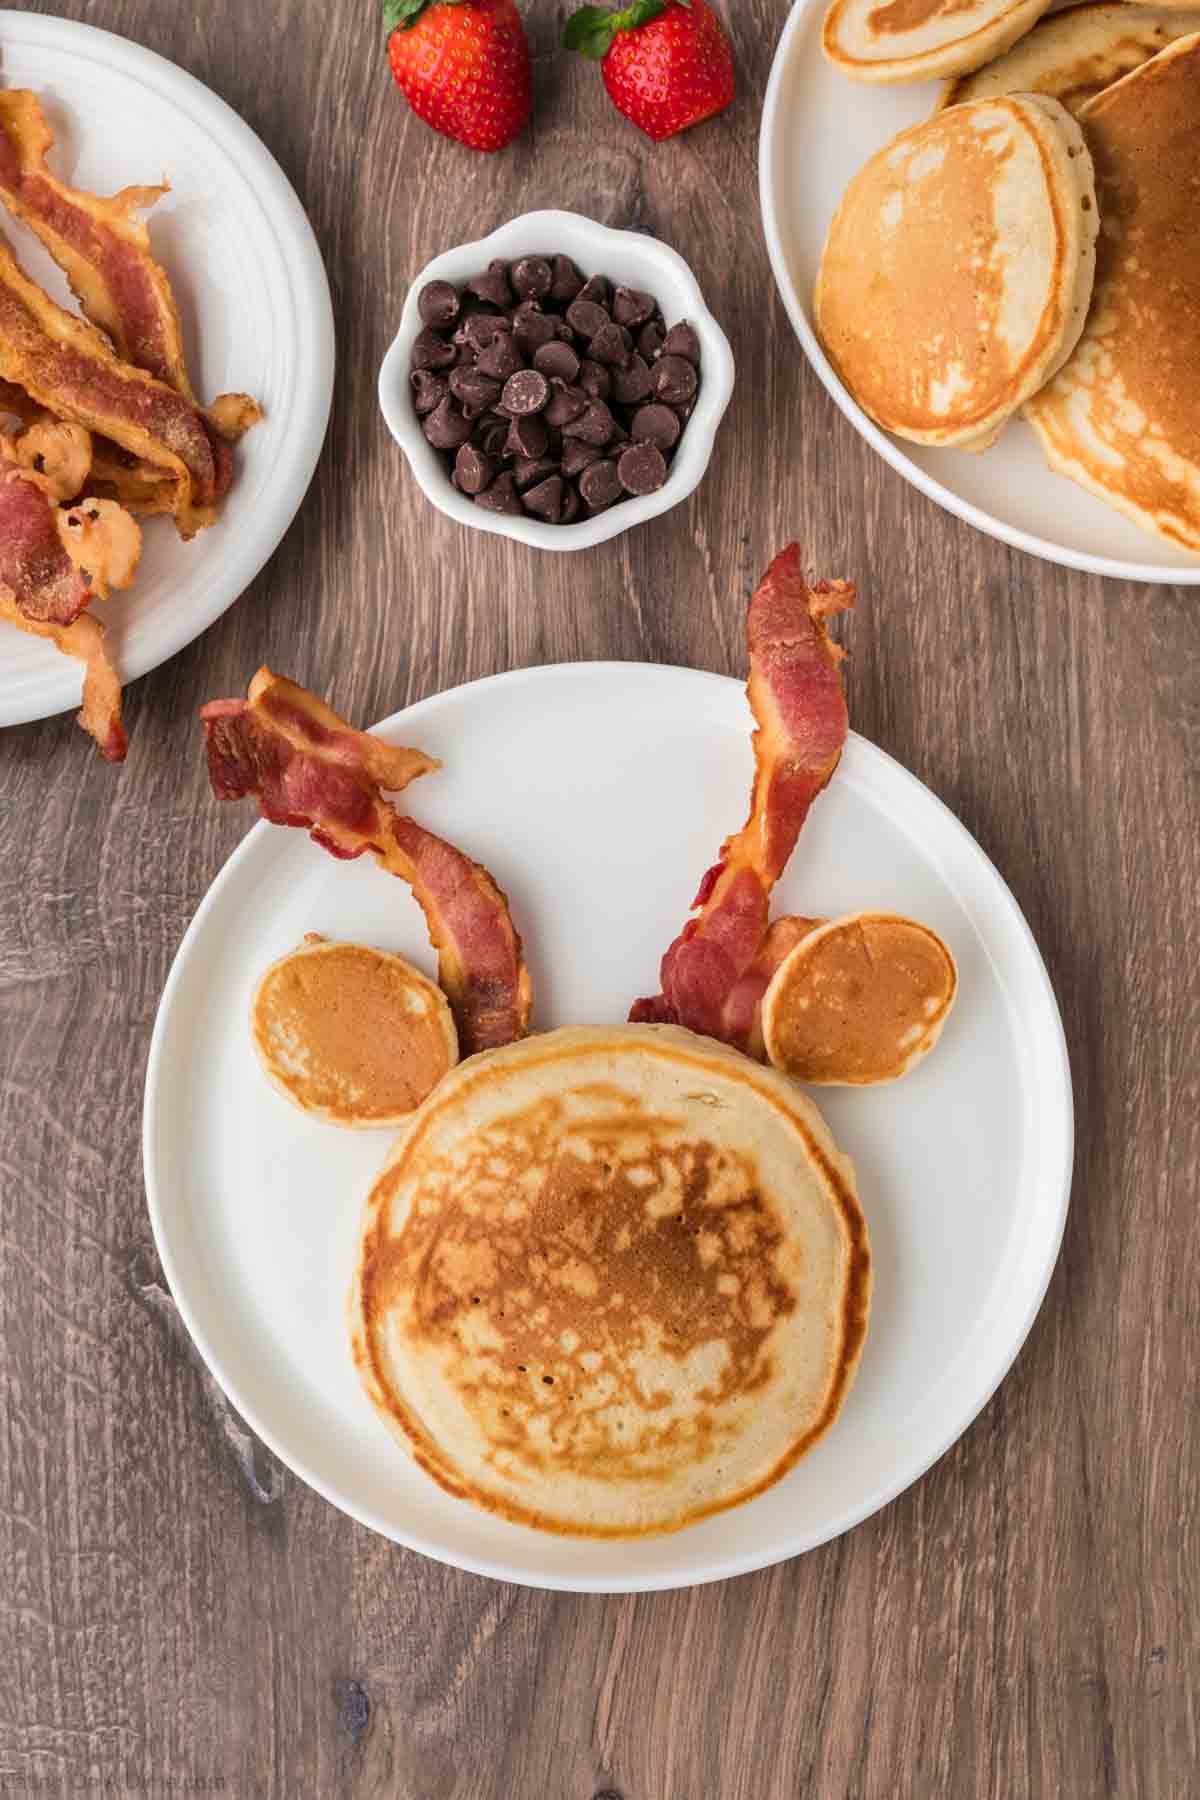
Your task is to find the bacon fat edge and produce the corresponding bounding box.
[630,544,853,1051]
[201,670,534,1056]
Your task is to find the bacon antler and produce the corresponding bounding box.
[630,545,853,1050]
[201,671,533,1056]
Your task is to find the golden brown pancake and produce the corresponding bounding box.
[940,3,1199,113]
[815,96,1098,448]
[823,0,1055,84]
[251,936,458,1129]
[348,1025,871,1537]
[761,913,957,1086]
[1024,34,1200,550]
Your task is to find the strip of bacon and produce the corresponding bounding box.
[0,593,125,760]
[630,545,853,1050]
[0,235,222,537]
[0,93,261,453]
[201,671,533,1056]
[0,467,92,624]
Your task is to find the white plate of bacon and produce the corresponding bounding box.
[143,547,1072,1591]
[0,11,334,760]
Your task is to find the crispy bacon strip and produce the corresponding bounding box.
[0,468,92,624]
[0,93,261,450]
[630,545,853,1050]
[0,593,124,760]
[1,411,91,501]
[0,235,223,537]
[201,671,533,1056]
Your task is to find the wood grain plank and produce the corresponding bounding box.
[1,0,1197,1796]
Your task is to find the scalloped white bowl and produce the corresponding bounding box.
[379,209,735,553]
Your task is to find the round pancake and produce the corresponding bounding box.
[940,4,1199,113]
[251,937,458,1129]
[1024,34,1200,550]
[348,1024,871,1538]
[815,96,1098,448]
[823,0,1055,83]
[762,913,957,1086]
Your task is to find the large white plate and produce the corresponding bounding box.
[0,11,335,727]
[143,662,1072,1592]
[759,0,1200,584]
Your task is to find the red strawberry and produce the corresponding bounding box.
[384,0,532,152]
[563,0,734,143]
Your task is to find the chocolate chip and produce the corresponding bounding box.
[550,255,584,302]
[411,328,455,372]
[522,475,564,522]
[651,354,698,406]
[448,366,502,415]
[504,414,549,461]
[500,369,550,417]
[512,304,559,352]
[454,444,496,495]
[565,298,610,341]
[661,322,701,365]
[474,471,524,514]
[466,260,513,309]
[560,484,581,523]
[473,415,511,459]
[630,403,681,450]
[612,287,656,329]
[511,257,553,300]
[579,459,621,510]
[475,331,524,381]
[418,280,460,329]
[533,340,581,383]
[576,274,609,307]
[422,394,473,450]
[456,311,511,353]
[589,321,632,366]
[544,382,588,428]
[513,454,558,490]
[617,442,668,496]
[561,438,601,477]
[563,400,616,446]
[410,369,447,415]
[610,353,653,405]
[578,360,612,401]
[638,320,665,360]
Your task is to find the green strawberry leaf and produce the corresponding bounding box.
[563,0,682,59]
[382,0,442,34]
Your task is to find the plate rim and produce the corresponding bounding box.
[142,659,1074,1592]
[757,0,1200,587]
[0,7,336,725]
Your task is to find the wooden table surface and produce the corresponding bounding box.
[2,2,1197,1795]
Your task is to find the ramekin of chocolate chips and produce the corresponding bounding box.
[381,213,734,549]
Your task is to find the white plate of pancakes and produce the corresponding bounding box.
[0,10,335,732]
[144,662,1072,1591]
[760,0,1200,582]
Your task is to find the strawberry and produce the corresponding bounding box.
[563,0,734,143]
[384,0,532,153]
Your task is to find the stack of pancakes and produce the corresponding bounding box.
[815,5,1200,550]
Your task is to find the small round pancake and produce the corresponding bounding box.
[348,1024,871,1538]
[940,4,1198,114]
[1024,33,1200,550]
[815,95,1097,448]
[823,0,1055,84]
[762,913,957,1086]
[251,937,458,1129]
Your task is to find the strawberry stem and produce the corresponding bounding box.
[383,0,467,33]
